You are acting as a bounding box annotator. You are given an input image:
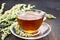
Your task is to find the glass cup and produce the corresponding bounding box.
[17,9,46,35]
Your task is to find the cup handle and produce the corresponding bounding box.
[43,17,46,21]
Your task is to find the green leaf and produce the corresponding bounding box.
[46,14,56,19]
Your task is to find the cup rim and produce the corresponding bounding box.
[17,9,46,16]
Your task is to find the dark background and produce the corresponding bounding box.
[0,0,60,40]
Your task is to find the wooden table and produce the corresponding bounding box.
[0,0,60,40]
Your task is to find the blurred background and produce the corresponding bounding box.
[0,0,60,17]
[0,0,60,12]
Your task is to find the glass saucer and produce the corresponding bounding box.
[10,22,51,40]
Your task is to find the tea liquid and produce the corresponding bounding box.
[17,12,43,33]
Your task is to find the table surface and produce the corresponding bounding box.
[0,0,60,40]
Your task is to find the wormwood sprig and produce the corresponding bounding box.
[0,3,5,16]
[0,3,35,40]
[46,14,56,19]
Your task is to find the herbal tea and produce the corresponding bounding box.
[17,11,43,33]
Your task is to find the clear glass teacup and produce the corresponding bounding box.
[17,9,46,35]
